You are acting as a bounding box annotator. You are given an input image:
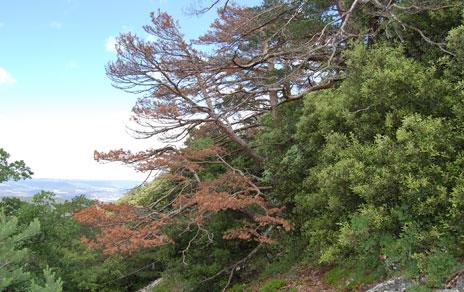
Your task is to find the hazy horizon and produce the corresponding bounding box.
[0,177,142,202]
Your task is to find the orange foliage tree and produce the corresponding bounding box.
[74,145,290,255]
[74,0,454,267]
[101,1,450,162]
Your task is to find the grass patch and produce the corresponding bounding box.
[323,263,385,290]
[259,278,286,292]
[406,284,432,292]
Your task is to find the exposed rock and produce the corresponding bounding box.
[365,277,413,292]
[366,270,464,292]
[137,278,163,292]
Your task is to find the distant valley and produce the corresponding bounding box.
[0,178,141,202]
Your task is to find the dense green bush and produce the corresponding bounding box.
[3,4,464,292]
[0,193,163,291]
[257,36,464,287]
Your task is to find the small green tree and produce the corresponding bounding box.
[31,267,63,292]
[0,148,62,291]
[0,212,64,292]
[0,148,33,183]
[0,212,40,290]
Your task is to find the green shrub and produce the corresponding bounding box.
[323,262,385,290]
[229,283,251,292]
[406,284,432,292]
[259,278,286,292]
[424,251,459,288]
[260,41,464,288]
[152,274,186,292]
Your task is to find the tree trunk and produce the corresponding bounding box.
[217,120,265,163]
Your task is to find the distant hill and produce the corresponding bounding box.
[0,178,140,202]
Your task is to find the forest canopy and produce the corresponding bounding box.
[3,0,464,291]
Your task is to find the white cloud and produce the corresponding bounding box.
[0,109,159,181]
[105,36,117,53]
[50,21,63,29]
[145,34,156,42]
[147,71,162,80]
[0,67,16,85]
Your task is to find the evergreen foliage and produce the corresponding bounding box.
[4,2,464,291]
[0,213,40,290]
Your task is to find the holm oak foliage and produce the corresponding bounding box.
[75,0,458,272]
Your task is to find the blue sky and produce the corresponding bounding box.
[0,0,259,181]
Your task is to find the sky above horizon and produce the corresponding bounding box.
[0,0,259,181]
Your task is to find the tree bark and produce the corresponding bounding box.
[217,120,265,163]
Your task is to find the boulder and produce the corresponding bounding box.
[366,277,412,292]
